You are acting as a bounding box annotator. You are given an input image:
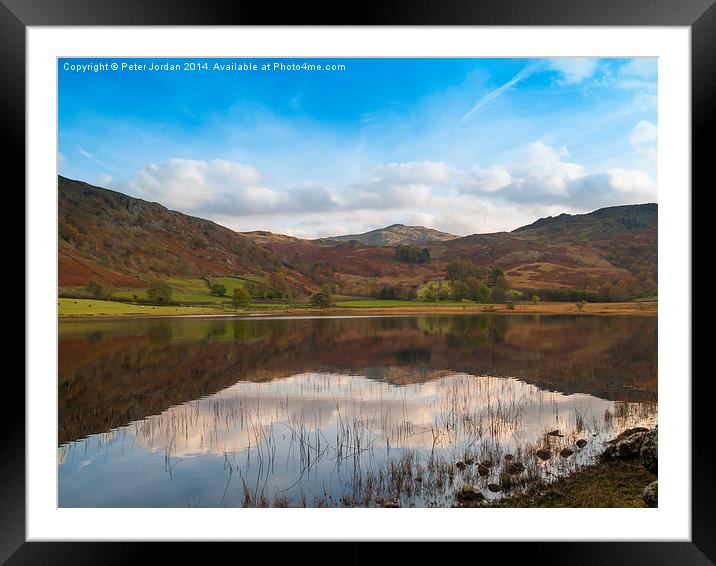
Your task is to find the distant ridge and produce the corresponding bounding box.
[58,175,657,299]
[316,223,458,246]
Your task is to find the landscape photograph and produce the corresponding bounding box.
[58,57,658,508]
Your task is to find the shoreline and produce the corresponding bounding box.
[470,427,658,509]
[58,299,657,320]
[493,459,657,508]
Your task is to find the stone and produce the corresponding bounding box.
[455,461,467,471]
[547,430,564,437]
[643,481,658,508]
[506,462,525,475]
[602,428,649,461]
[477,464,490,477]
[560,448,574,458]
[481,460,494,468]
[504,454,514,461]
[535,449,551,461]
[607,427,649,445]
[576,439,588,449]
[381,500,400,508]
[464,458,474,465]
[457,484,484,502]
[487,483,501,493]
[640,428,658,474]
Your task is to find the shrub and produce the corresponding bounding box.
[85,280,109,300]
[148,280,173,304]
[232,287,250,309]
[310,292,331,308]
[210,283,227,297]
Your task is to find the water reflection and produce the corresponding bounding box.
[58,315,657,507]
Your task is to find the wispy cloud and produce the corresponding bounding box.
[77,146,117,172]
[461,65,536,122]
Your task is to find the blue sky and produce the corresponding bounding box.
[58,57,657,237]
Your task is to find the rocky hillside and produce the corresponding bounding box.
[58,176,316,293]
[436,204,657,296]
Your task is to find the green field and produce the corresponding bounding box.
[207,276,256,294]
[58,298,305,317]
[112,290,228,303]
[58,298,229,317]
[111,276,257,305]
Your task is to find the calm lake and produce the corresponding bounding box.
[58,314,657,507]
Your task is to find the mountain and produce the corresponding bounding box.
[315,224,458,246]
[58,175,657,300]
[435,203,656,294]
[248,204,656,299]
[58,176,316,293]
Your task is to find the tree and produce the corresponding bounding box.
[85,280,109,299]
[268,273,287,299]
[210,283,227,297]
[451,280,470,301]
[244,280,258,299]
[394,245,431,264]
[232,287,250,309]
[490,286,509,302]
[310,292,331,308]
[471,283,491,303]
[148,280,173,304]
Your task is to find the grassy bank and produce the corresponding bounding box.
[495,460,656,508]
[58,298,230,317]
[58,297,657,318]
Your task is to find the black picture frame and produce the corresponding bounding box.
[8,0,708,563]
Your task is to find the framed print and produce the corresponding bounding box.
[9,0,709,563]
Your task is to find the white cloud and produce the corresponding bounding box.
[120,147,656,239]
[125,158,318,216]
[123,158,440,219]
[97,174,114,187]
[619,58,657,80]
[547,58,599,84]
[461,142,584,199]
[604,168,655,194]
[629,120,658,145]
[458,141,655,208]
[375,161,452,183]
[460,58,607,122]
[612,59,657,110]
[344,161,452,210]
[462,165,513,193]
[350,182,432,209]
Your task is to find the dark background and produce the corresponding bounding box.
[6,0,710,563]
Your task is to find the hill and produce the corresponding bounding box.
[435,203,657,296]
[248,205,657,299]
[58,175,657,301]
[315,223,458,246]
[58,176,316,295]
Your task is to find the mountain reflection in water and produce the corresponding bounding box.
[58,314,657,507]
